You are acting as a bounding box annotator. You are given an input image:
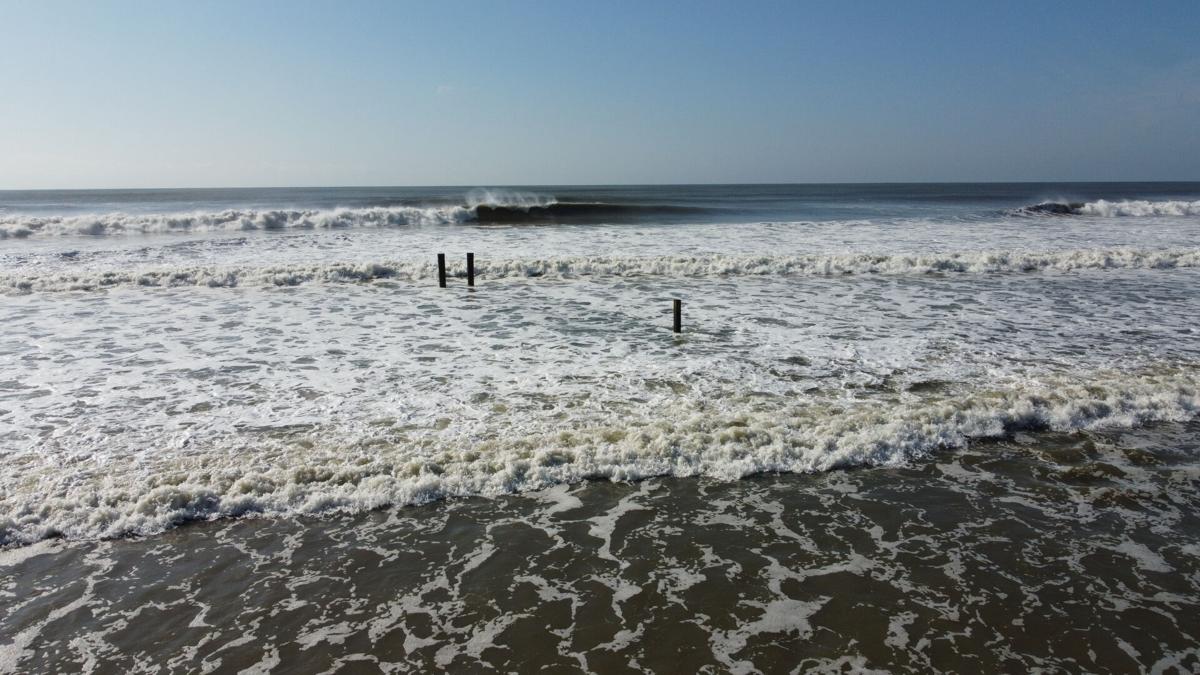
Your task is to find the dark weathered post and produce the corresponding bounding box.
[467,252,475,287]
[437,253,446,288]
[673,299,682,333]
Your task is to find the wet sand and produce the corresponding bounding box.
[3,421,1199,673]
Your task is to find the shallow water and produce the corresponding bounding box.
[3,421,1199,672]
[3,268,1200,544]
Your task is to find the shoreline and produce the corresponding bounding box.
[4,420,1198,671]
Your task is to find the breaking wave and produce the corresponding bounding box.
[0,194,712,239]
[6,247,1200,293]
[0,206,475,239]
[1015,199,1200,217]
[6,196,1195,239]
[1,366,1197,546]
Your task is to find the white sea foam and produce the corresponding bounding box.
[3,190,1199,550]
[0,206,475,239]
[5,247,1200,293]
[1,367,1197,546]
[3,195,1194,241]
[1076,199,1200,217]
[0,191,568,239]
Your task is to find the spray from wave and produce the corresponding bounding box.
[6,247,1200,293]
[465,188,558,209]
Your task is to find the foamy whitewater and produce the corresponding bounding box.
[2,183,1200,545]
[3,184,1200,671]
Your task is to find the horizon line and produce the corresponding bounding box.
[4,178,1200,193]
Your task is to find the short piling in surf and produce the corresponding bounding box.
[673,299,682,333]
[467,252,475,287]
[437,253,446,288]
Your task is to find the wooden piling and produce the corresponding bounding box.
[437,253,446,288]
[673,299,682,333]
[467,252,475,287]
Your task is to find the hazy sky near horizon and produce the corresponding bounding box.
[2,0,1199,189]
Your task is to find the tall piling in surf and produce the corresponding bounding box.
[437,253,447,288]
[673,299,682,333]
[467,252,475,287]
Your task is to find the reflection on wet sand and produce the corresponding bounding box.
[3,421,1198,672]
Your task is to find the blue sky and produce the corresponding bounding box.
[1,0,1198,188]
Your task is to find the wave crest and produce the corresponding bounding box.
[0,206,475,239]
[1077,199,1200,217]
[1016,199,1200,217]
[0,199,708,237]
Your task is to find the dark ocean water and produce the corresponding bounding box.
[2,183,1200,672]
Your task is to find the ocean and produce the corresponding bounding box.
[2,183,1200,672]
